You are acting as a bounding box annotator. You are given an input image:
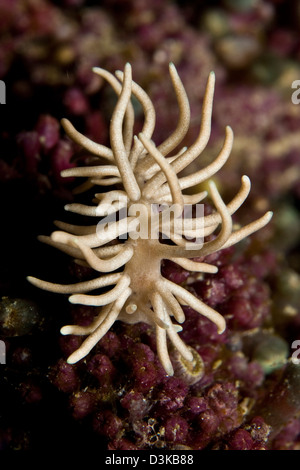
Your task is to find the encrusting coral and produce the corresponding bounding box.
[27,63,272,375]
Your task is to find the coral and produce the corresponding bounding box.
[0,297,42,337]
[1,0,299,453]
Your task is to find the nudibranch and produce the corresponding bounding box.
[28,63,272,376]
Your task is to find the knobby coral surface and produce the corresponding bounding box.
[27,63,272,375]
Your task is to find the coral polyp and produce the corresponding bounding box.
[27,63,272,375]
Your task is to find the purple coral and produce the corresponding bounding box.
[0,0,299,452]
